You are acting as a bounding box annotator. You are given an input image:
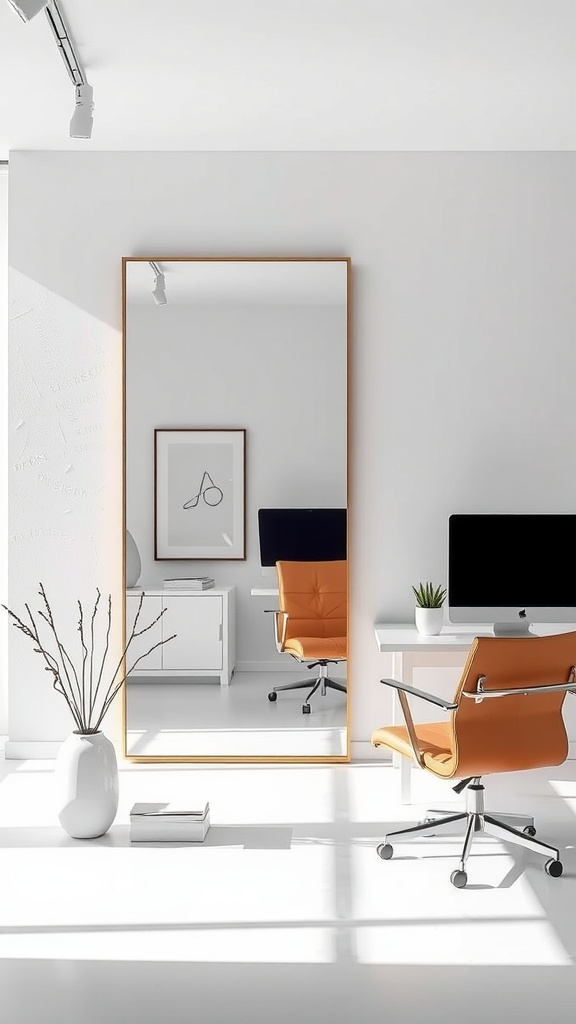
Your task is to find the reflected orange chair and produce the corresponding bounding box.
[371,632,576,887]
[267,559,347,714]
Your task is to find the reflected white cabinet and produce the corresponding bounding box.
[126,587,235,685]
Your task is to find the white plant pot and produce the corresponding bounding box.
[415,606,444,636]
[55,731,119,839]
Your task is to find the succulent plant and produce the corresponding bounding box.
[412,581,447,608]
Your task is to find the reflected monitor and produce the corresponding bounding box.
[258,508,347,576]
[447,512,576,636]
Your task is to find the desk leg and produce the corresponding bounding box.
[392,651,413,805]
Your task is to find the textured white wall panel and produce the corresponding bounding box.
[8,268,122,749]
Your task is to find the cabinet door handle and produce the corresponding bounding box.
[219,623,223,641]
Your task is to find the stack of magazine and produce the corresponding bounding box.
[163,577,215,590]
[130,801,210,843]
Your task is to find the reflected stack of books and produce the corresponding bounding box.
[163,577,215,590]
[129,801,210,843]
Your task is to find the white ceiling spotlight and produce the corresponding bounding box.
[150,262,167,305]
[69,83,94,139]
[7,0,94,139]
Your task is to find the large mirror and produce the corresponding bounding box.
[123,256,349,761]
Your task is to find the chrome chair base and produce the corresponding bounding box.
[423,806,535,833]
[377,778,562,887]
[268,660,346,713]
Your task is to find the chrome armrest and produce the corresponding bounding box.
[378,677,457,768]
[379,677,458,711]
[264,609,289,652]
[462,673,576,704]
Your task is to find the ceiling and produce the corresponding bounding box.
[1,0,576,160]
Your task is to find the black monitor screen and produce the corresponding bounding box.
[448,513,576,608]
[258,508,347,566]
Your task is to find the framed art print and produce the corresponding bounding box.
[154,428,246,559]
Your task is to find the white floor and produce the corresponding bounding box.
[2,747,576,1023]
[126,670,348,757]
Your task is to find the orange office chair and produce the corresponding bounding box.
[267,559,347,714]
[371,631,576,887]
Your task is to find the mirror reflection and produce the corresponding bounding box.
[123,257,349,760]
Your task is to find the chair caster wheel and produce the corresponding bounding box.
[523,825,537,836]
[450,869,468,888]
[268,692,277,702]
[545,858,563,877]
[377,843,393,860]
[302,703,311,714]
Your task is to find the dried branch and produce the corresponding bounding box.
[88,590,100,731]
[2,584,176,735]
[92,632,177,733]
[3,602,83,731]
[90,593,112,724]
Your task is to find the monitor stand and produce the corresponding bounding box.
[492,621,536,637]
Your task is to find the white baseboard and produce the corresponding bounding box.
[5,740,62,759]
[235,661,304,674]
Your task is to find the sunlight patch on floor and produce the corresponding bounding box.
[549,778,576,821]
[126,726,346,757]
[351,839,572,965]
[0,845,336,961]
[0,926,334,963]
[356,920,571,965]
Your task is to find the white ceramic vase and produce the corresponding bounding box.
[415,606,444,636]
[126,529,142,588]
[55,731,119,839]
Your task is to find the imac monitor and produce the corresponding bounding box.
[447,513,576,636]
[258,508,346,576]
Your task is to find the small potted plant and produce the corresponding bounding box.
[412,581,447,636]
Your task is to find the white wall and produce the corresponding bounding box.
[126,301,347,668]
[7,151,576,757]
[0,164,7,736]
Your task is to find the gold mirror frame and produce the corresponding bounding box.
[122,255,351,763]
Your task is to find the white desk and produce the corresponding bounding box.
[375,624,493,653]
[373,622,576,802]
[250,587,279,598]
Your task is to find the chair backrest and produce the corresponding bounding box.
[276,560,347,640]
[450,632,576,777]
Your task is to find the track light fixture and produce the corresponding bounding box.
[45,1,93,139]
[7,0,94,139]
[7,0,50,20]
[150,262,168,305]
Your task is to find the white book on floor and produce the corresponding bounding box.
[130,813,210,843]
[130,801,209,821]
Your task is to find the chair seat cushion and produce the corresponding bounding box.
[371,721,457,777]
[283,636,347,660]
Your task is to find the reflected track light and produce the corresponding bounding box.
[7,0,51,21]
[69,83,93,139]
[150,262,167,305]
